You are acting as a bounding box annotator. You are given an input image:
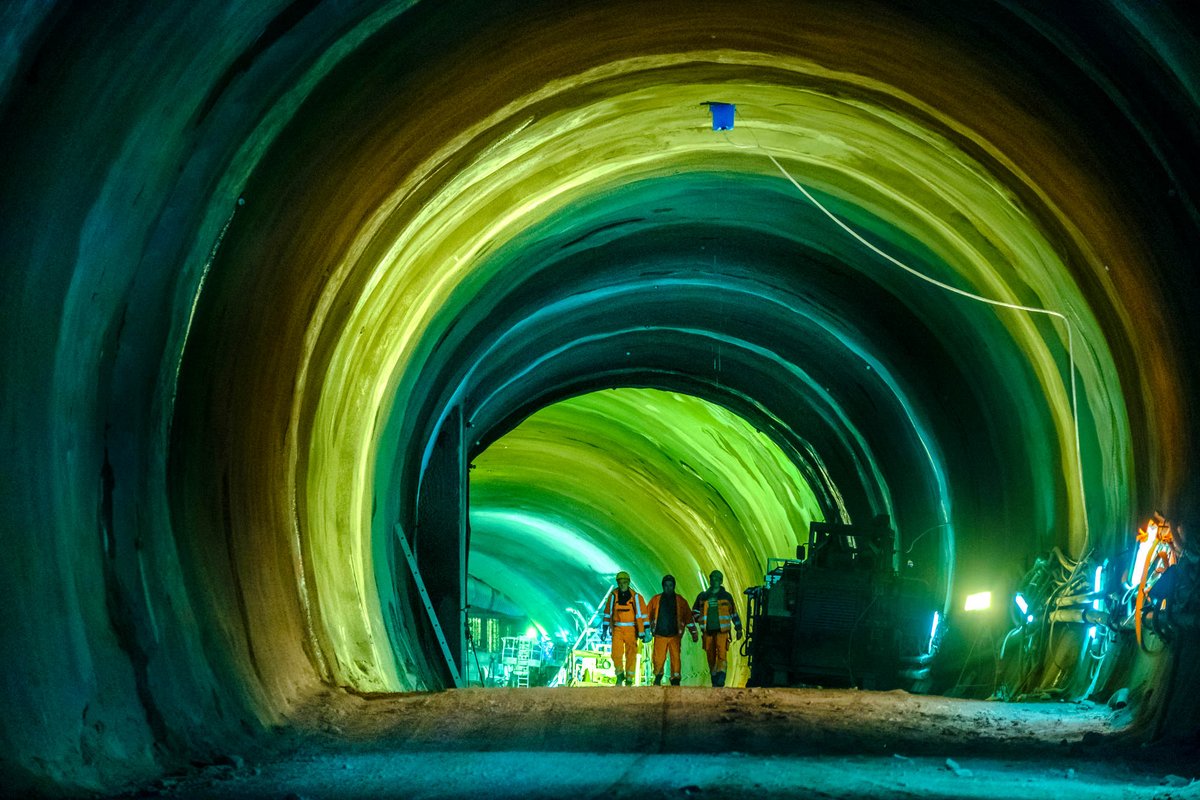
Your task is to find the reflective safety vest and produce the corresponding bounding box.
[691,589,742,634]
[605,590,649,634]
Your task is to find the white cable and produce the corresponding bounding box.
[748,145,1087,545]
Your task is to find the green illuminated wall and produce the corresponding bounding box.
[289,40,1133,692]
[471,388,825,684]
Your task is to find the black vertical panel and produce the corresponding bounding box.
[415,405,466,679]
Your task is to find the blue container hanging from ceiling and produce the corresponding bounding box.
[702,101,736,131]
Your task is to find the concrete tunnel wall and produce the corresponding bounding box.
[1,0,1199,793]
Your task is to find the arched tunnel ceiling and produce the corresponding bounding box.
[267,24,1137,690]
[2,0,1199,791]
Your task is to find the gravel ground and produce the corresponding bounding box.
[122,687,1200,799]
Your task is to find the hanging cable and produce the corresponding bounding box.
[717,123,1089,549]
[763,151,1086,548]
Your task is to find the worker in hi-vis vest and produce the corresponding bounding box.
[646,574,699,685]
[602,571,649,686]
[691,570,743,687]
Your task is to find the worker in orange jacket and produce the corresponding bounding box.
[691,570,743,687]
[602,571,649,686]
[646,574,699,685]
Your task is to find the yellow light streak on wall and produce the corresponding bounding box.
[299,54,1123,690]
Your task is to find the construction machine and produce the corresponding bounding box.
[744,518,941,691]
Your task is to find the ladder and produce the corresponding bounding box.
[514,637,533,687]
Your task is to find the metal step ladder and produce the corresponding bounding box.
[514,637,533,687]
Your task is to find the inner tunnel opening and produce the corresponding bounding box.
[465,386,825,688]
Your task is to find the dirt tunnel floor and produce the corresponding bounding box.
[126,687,1200,799]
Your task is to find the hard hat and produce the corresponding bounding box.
[615,571,630,582]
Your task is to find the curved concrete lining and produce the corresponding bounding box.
[1,1,1197,794]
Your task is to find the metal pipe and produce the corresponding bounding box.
[1055,590,1105,607]
[1048,607,1110,626]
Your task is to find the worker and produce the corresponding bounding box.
[601,571,649,686]
[646,574,699,685]
[691,570,743,687]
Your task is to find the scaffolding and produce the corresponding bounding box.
[501,636,542,687]
[550,586,654,687]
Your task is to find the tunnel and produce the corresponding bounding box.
[1,0,1198,796]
